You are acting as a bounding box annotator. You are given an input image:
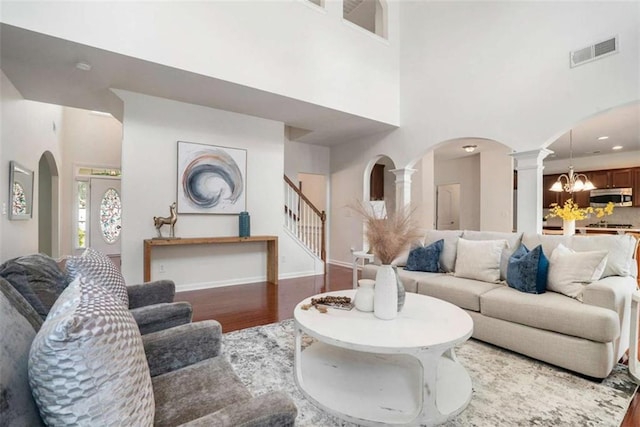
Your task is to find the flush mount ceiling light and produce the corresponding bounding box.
[75,61,92,71]
[612,145,623,150]
[549,130,596,193]
[597,136,609,140]
[462,145,477,153]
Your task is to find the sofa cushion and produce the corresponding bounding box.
[0,279,44,427]
[547,244,608,301]
[0,253,68,319]
[65,247,129,307]
[363,264,441,293]
[480,286,619,343]
[28,276,154,426]
[506,244,548,294]
[416,274,503,312]
[521,233,572,260]
[571,234,636,278]
[462,230,523,280]
[454,238,507,283]
[405,239,443,272]
[396,269,444,293]
[424,230,463,273]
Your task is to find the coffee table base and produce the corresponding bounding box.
[295,335,472,426]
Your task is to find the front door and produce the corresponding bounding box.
[89,178,122,257]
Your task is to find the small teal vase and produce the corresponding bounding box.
[239,211,250,237]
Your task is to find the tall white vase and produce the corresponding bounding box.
[374,264,398,320]
[563,219,575,236]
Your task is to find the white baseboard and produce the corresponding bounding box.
[279,269,319,280]
[175,269,320,292]
[328,259,353,269]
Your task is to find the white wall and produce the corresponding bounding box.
[298,173,326,212]
[284,138,330,179]
[59,107,122,256]
[0,71,62,260]
[480,148,514,232]
[115,90,318,288]
[329,1,640,264]
[1,0,400,125]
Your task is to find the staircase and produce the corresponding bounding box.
[283,175,326,269]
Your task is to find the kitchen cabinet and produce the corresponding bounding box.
[588,168,633,189]
[543,167,639,210]
[564,189,590,208]
[634,168,640,207]
[588,170,610,190]
[543,175,560,208]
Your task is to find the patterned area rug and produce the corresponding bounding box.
[223,319,638,426]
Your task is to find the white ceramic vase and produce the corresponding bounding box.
[355,279,375,312]
[563,219,575,236]
[374,264,398,320]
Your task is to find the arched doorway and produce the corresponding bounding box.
[38,151,60,257]
[364,155,396,217]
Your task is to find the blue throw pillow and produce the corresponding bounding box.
[507,244,549,294]
[405,239,444,272]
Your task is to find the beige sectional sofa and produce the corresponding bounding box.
[361,230,639,379]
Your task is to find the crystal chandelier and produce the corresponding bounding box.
[549,130,596,193]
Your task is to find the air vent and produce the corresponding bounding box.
[570,36,618,68]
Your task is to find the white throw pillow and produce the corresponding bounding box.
[547,243,608,301]
[570,234,636,278]
[425,230,463,273]
[454,238,507,283]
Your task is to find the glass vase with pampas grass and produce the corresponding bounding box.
[350,201,422,319]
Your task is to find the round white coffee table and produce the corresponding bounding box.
[293,290,473,426]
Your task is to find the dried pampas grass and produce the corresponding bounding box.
[350,201,422,265]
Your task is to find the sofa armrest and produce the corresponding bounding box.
[583,276,636,313]
[127,279,175,309]
[142,320,222,377]
[583,275,637,360]
[130,301,192,335]
[179,391,297,427]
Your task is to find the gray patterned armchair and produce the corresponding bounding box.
[0,277,297,426]
[0,253,192,334]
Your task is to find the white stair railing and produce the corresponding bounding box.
[284,175,326,265]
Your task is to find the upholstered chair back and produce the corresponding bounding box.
[0,277,45,426]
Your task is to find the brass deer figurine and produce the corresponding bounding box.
[154,202,177,238]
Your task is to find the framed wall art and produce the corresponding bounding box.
[177,141,247,214]
[9,161,34,220]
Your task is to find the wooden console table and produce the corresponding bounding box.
[143,236,278,284]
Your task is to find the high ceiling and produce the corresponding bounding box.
[0,24,395,146]
[546,101,640,161]
[2,23,637,157]
[433,101,640,162]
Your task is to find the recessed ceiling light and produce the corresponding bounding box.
[75,61,92,71]
[597,136,609,140]
[612,145,623,150]
[462,145,477,153]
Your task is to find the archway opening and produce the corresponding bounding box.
[409,137,515,232]
[38,151,59,257]
[343,0,387,38]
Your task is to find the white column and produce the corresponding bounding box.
[511,149,553,234]
[389,168,417,212]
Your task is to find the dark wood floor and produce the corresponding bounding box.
[175,264,639,426]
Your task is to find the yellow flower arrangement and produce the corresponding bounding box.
[546,198,614,221]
